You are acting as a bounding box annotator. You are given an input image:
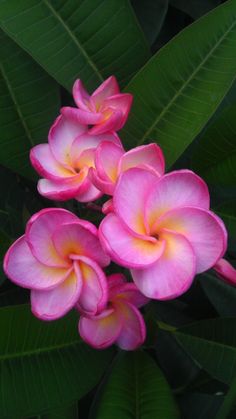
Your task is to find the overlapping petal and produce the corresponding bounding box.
[156,207,227,273]
[31,269,82,320]
[3,236,69,290]
[79,308,122,349]
[99,213,165,268]
[131,230,196,300]
[115,302,146,350]
[119,143,165,176]
[214,258,236,285]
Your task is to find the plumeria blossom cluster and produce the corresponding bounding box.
[3,76,235,351]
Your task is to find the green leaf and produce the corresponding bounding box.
[39,402,79,419]
[0,304,113,419]
[0,30,60,179]
[122,0,236,168]
[214,201,236,241]
[215,374,236,419]
[170,0,221,19]
[174,317,236,384]
[192,104,236,186]
[199,272,236,317]
[179,392,223,419]
[131,0,168,45]
[90,351,180,419]
[0,0,150,91]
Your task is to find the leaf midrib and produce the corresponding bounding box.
[0,63,34,147]
[0,339,81,361]
[138,16,236,145]
[43,0,104,84]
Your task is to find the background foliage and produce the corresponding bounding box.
[0,0,236,417]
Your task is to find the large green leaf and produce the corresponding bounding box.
[174,317,236,384]
[0,30,60,179]
[192,104,236,186]
[90,351,180,419]
[179,392,223,419]
[170,0,221,19]
[131,0,168,45]
[0,0,150,91]
[122,0,236,168]
[0,304,113,419]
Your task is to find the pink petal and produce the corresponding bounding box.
[70,132,121,167]
[30,144,73,179]
[107,273,126,289]
[91,76,120,107]
[26,208,78,267]
[113,168,158,235]
[61,106,103,125]
[72,79,91,110]
[79,308,122,349]
[214,258,236,286]
[75,180,103,202]
[99,213,165,268]
[145,170,210,229]
[48,114,86,166]
[31,269,82,320]
[115,301,146,350]
[75,257,108,315]
[37,175,87,201]
[102,198,114,214]
[103,93,133,127]
[89,110,123,135]
[53,221,110,267]
[95,141,124,184]
[4,236,69,290]
[89,167,114,196]
[119,143,165,176]
[131,230,196,300]
[110,282,149,308]
[157,207,227,273]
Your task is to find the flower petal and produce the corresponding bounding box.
[119,143,165,177]
[4,236,69,290]
[103,93,133,126]
[131,230,196,300]
[70,132,121,167]
[75,180,102,202]
[75,257,108,315]
[37,176,87,201]
[49,114,86,166]
[61,106,103,125]
[53,221,110,267]
[157,207,227,273]
[214,258,236,286]
[91,76,120,107]
[99,213,165,268]
[72,79,91,110]
[89,109,123,135]
[110,282,149,308]
[26,208,78,267]
[31,269,82,320]
[95,141,124,183]
[30,144,73,179]
[145,170,210,229]
[113,168,158,235]
[115,301,146,350]
[79,308,122,349]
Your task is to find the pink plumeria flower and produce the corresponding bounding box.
[213,258,236,286]
[4,208,110,320]
[79,274,149,350]
[61,76,133,135]
[30,112,121,202]
[90,142,165,197]
[99,168,227,300]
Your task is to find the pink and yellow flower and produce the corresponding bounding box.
[4,209,110,320]
[90,142,165,196]
[99,168,227,300]
[79,274,148,350]
[61,76,133,134]
[30,112,121,202]
[214,258,236,286]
